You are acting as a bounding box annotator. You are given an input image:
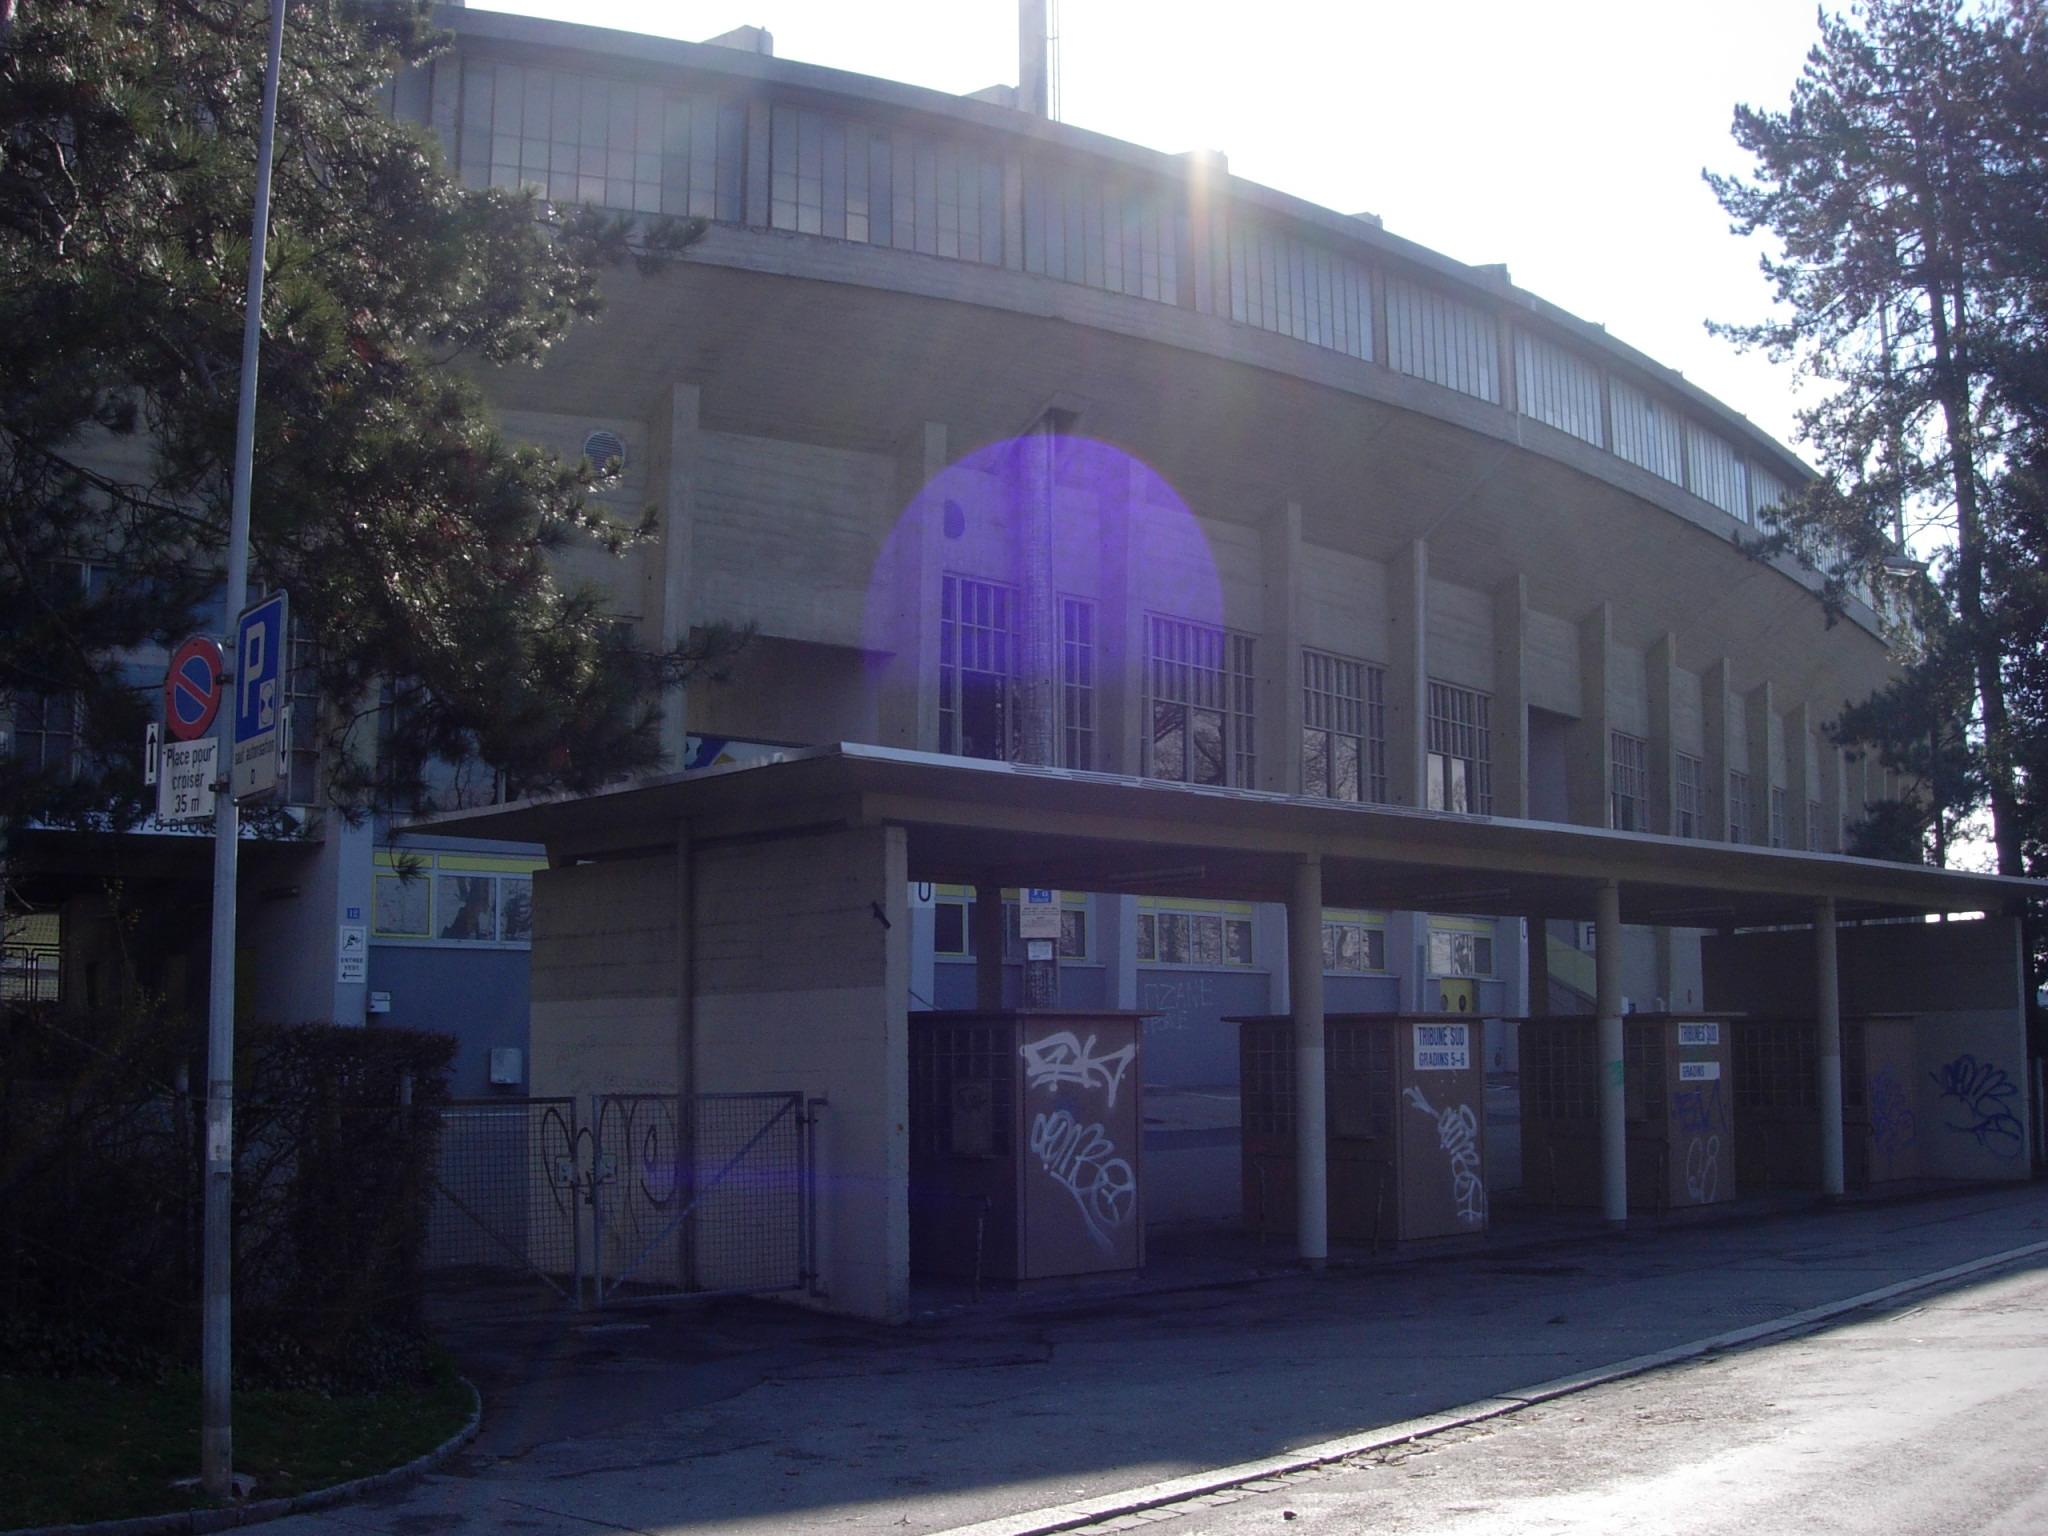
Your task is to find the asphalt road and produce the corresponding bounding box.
[1074,1262,2048,1536]
[276,1185,2048,1536]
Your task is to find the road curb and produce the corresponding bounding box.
[933,1237,2048,1536]
[5,1378,483,1536]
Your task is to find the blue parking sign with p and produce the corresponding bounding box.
[231,590,288,800]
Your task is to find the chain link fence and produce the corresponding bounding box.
[425,1090,811,1307]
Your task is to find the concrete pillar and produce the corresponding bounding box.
[1259,503,1304,793]
[972,884,1005,1010]
[1569,603,1612,828]
[1289,856,1328,1266]
[1816,895,1845,1198]
[1492,575,1530,818]
[1595,879,1627,1228]
[1527,917,1551,1016]
[654,383,700,768]
[1647,633,1679,835]
[1703,657,1734,842]
[1387,540,1428,806]
[1017,419,1058,767]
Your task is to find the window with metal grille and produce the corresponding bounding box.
[1808,798,1823,852]
[1301,650,1386,803]
[1322,918,1387,972]
[8,692,76,780]
[1676,753,1703,839]
[1136,906,1255,966]
[284,619,321,807]
[1610,378,1684,485]
[1,910,60,1002]
[1227,220,1372,360]
[939,574,1017,761]
[1522,1022,1598,1121]
[1427,927,1495,976]
[1732,1021,1817,1110]
[1727,770,1751,844]
[1609,730,1648,831]
[771,104,1003,263]
[1026,159,1181,304]
[1386,276,1500,402]
[1060,597,1095,771]
[1514,330,1605,446]
[1426,681,1491,815]
[450,60,745,222]
[1770,786,1789,848]
[1145,615,1254,787]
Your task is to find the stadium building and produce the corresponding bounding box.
[8,4,2039,1320]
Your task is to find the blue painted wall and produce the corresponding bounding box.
[370,945,531,1097]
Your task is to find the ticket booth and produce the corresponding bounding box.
[908,1010,1148,1282]
[1521,1014,1739,1211]
[1731,1014,1922,1192]
[1236,1013,1490,1247]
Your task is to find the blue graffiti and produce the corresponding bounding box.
[1868,1066,1917,1157]
[1930,1054,2025,1160]
[1673,1079,1723,1137]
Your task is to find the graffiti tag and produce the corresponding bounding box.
[1402,1086,1487,1225]
[1684,1134,1721,1203]
[1931,1054,2025,1160]
[1673,1079,1724,1139]
[1029,1110,1137,1250]
[1019,1031,1137,1107]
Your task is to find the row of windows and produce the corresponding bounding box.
[1612,741,1831,849]
[372,853,542,944]
[431,58,1797,531]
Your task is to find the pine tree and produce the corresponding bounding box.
[0,0,732,836]
[1707,0,2048,874]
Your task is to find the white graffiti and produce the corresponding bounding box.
[1030,1110,1137,1251]
[1685,1134,1721,1204]
[1403,1086,1487,1225]
[1019,1031,1137,1108]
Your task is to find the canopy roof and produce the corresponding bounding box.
[428,744,2040,927]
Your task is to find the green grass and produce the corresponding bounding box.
[0,1367,474,1528]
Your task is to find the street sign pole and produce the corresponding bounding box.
[202,0,286,1501]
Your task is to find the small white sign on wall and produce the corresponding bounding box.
[1414,1022,1470,1071]
[1678,1061,1722,1081]
[1018,888,1062,940]
[1678,1022,1721,1047]
[337,924,367,984]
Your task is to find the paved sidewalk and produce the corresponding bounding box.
[277,1183,2048,1536]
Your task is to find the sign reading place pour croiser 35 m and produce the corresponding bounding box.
[230,590,288,801]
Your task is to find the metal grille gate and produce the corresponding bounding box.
[425,1091,813,1307]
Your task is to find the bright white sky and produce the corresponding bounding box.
[475,0,1832,456]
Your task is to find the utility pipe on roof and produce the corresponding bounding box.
[1816,895,1845,1198]
[1595,880,1627,1228]
[1290,855,1328,1267]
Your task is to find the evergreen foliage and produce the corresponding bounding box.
[1708,0,2048,874]
[0,0,733,835]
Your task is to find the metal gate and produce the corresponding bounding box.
[425,1097,581,1296]
[425,1091,813,1307]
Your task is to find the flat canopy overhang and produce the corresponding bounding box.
[425,744,2042,927]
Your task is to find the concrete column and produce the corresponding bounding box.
[1568,603,1612,828]
[1647,633,1679,835]
[1289,856,1328,1266]
[1703,657,1733,842]
[1595,879,1627,1228]
[972,884,1005,1010]
[1746,681,1777,844]
[1526,917,1551,1016]
[1816,895,1845,1198]
[655,383,701,768]
[1387,540,1428,806]
[1260,503,1304,793]
[1016,420,1058,767]
[1491,576,1529,818]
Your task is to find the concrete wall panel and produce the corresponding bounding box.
[1425,578,1494,692]
[1524,610,1580,717]
[693,431,894,648]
